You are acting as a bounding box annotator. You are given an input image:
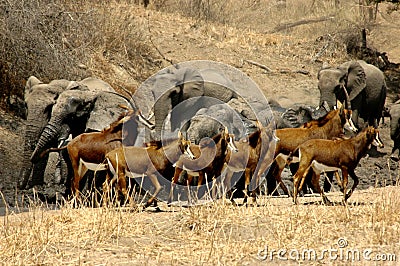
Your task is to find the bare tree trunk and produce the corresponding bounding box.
[359,0,379,23]
[362,28,367,50]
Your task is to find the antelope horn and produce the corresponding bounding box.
[116,85,139,111]
[104,91,136,110]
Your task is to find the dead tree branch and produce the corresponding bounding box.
[243,59,273,72]
[146,13,174,66]
[268,15,335,34]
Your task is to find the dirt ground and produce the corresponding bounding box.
[1,3,400,209]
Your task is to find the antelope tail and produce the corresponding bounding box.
[286,148,299,165]
[39,146,67,158]
[106,157,116,176]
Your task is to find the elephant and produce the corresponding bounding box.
[185,101,250,144]
[20,76,136,189]
[318,60,387,130]
[145,67,238,140]
[19,76,75,189]
[389,100,400,161]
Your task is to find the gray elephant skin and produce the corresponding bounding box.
[20,76,133,189]
[149,67,237,140]
[389,101,400,160]
[318,60,387,129]
[185,100,250,144]
[19,76,74,189]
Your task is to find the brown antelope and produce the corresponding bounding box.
[40,107,155,198]
[290,126,384,205]
[261,102,358,196]
[167,127,237,204]
[223,121,278,204]
[104,132,193,208]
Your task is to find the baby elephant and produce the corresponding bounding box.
[389,101,400,161]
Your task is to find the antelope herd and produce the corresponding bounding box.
[41,99,384,208]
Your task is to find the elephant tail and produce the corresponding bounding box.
[39,146,67,159]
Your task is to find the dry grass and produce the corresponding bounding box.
[0,0,160,111]
[1,187,399,265]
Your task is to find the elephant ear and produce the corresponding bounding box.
[85,91,131,131]
[181,68,204,99]
[281,104,315,128]
[24,76,43,99]
[339,61,366,101]
[200,68,235,102]
[151,69,183,101]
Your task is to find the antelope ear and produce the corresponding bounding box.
[336,100,343,110]
[338,100,345,114]
[178,131,182,139]
[224,126,229,134]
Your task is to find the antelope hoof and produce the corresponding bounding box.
[293,198,299,205]
[144,200,152,209]
[344,193,351,202]
[322,197,333,206]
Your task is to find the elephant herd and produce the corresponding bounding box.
[19,59,397,204]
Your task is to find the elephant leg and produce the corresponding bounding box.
[30,156,49,187]
[390,139,400,161]
[18,165,33,190]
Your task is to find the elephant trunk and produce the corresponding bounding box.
[18,123,38,189]
[390,118,400,141]
[19,104,51,189]
[30,117,64,164]
[319,90,336,111]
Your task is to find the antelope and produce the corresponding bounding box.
[223,121,278,204]
[290,126,384,205]
[262,102,358,196]
[40,107,155,198]
[168,127,237,204]
[104,132,193,208]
